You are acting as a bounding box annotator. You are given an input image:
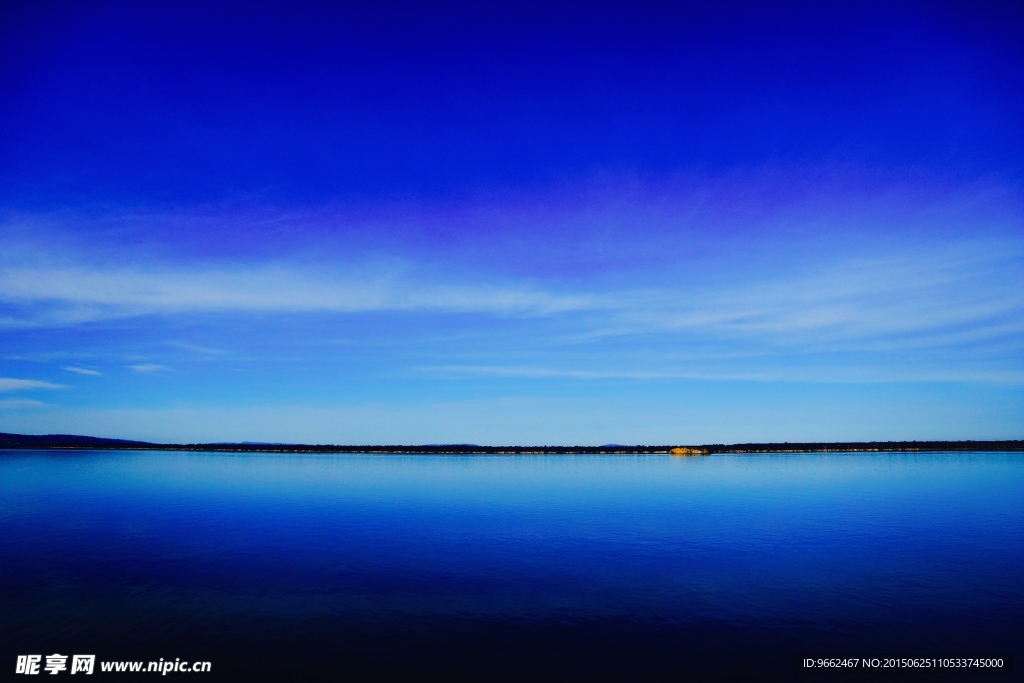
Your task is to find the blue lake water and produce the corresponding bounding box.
[1,451,1022,681]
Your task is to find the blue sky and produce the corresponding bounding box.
[1,1,1022,443]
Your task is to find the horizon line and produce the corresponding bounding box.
[1,433,1022,454]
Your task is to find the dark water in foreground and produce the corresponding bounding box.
[1,451,1021,681]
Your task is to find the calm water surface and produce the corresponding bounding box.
[1,451,1021,681]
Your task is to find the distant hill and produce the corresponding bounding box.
[0,433,1021,453]
[0,432,156,449]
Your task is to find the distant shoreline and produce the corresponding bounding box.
[1,433,1022,454]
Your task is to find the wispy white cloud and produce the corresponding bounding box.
[129,364,171,374]
[422,365,671,380]
[0,378,66,392]
[0,262,595,327]
[422,365,1024,385]
[166,342,227,355]
[62,366,102,376]
[0,399,49,409]
[576,244,1024,350]
[0,225,1021,356]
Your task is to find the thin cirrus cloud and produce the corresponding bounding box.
[423,365,1024,385]
[0,263,596,326]
[0,399,49,409]
[0,239,1020,354]
[165,342,227,356]
[129,364,171,374]
[0,378,65,392]
[598,248,1024,348]
[62,366,102,376]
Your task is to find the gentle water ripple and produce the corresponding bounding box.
[1,451,1021,680]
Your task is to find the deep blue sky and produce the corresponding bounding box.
[1,1,1022,443]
